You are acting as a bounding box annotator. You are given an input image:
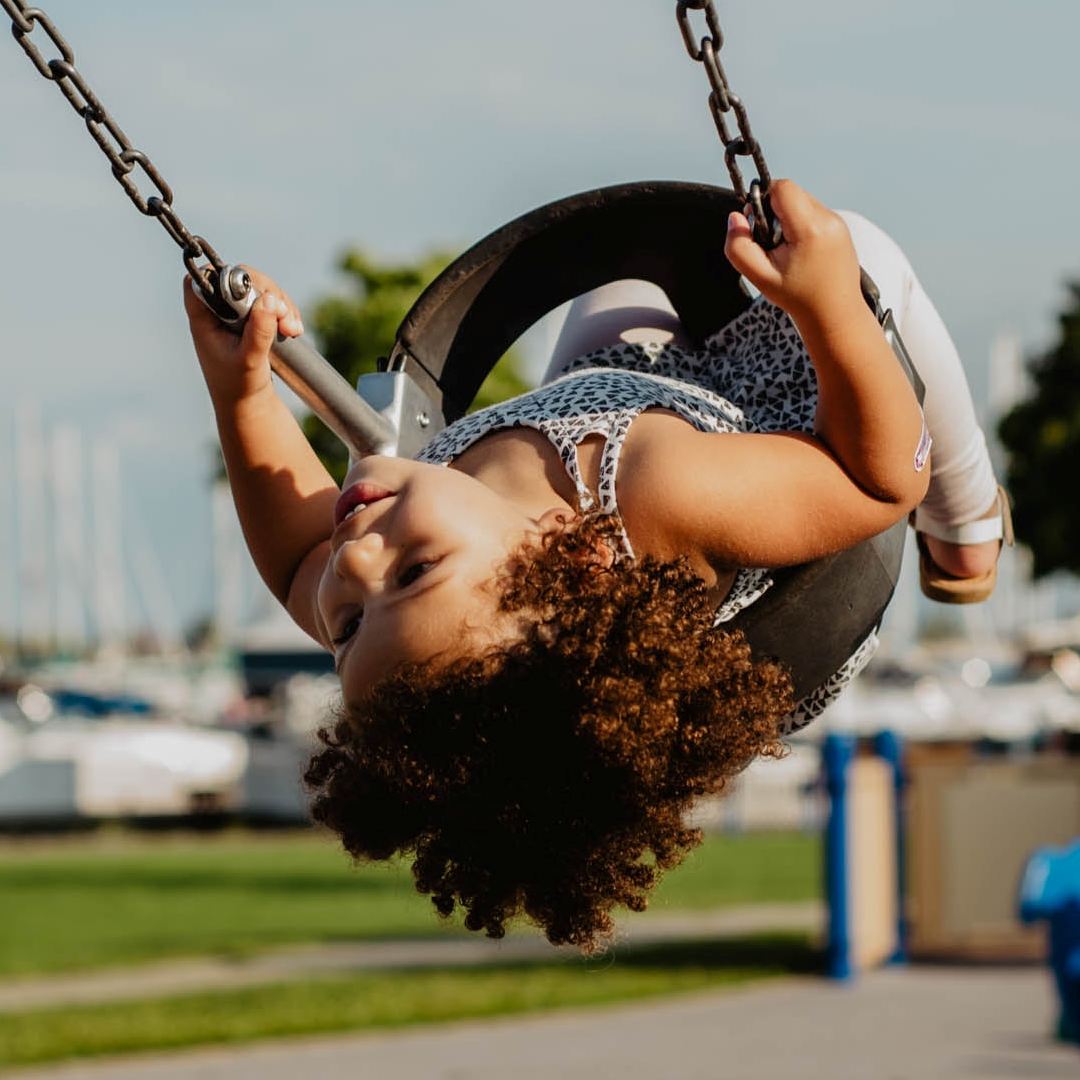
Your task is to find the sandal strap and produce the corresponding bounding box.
[914,485,1014,546]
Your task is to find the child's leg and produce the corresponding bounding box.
[544,279,693,384]
[840,213,1004,582]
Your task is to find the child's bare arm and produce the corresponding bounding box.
[620,182,932,570]
[620,419,927,570]
[183,273,334,644]
[725,180,927,504]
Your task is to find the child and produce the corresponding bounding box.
[184,180,1007,950]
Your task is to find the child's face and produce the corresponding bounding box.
[318,455,548,704]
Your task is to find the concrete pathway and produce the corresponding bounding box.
[7,965,1077,1080]
[0,902,820,1012]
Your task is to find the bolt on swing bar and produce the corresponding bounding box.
[1,0,402,459]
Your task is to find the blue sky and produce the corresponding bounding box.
[2,1,1078,641]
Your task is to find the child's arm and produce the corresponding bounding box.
[619,180,930,570]
[183,273,335,645]
[725,180,928,504]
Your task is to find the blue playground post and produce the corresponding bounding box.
[873,729,908,964]
[1018,840,1080,1044]
[823,733,855,980]
[823,730,904,980]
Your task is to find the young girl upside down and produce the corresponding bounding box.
[184,180,1008,951]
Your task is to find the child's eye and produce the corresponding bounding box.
[398,561,436,588]
[331,612,362,646]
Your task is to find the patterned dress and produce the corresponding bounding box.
[415,296,877,732]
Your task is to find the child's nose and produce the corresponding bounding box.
[332,534,389,593]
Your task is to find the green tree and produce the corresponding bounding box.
[998,282,1080,578]
[302,249,531,482]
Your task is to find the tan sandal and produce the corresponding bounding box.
[914,486,1014,604]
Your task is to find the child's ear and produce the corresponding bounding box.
[536,507,578,537]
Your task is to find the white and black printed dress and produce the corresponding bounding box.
[415,296,877,734]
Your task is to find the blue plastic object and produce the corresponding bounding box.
[1018,840,1080,1044]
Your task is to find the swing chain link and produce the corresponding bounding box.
[675,0,782,249]
[1,0,231,309]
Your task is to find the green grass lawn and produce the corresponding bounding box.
[0,934,818,1069]
[0,828,820,977]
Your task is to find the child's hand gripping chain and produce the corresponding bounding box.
[724,179,865,325]
[183,269,304,405]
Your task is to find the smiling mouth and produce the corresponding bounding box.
[333,483,395,528]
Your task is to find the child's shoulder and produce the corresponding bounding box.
[611,409,730,575]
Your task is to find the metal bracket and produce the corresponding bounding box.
[880,308,926,404]
[355,370,444,460]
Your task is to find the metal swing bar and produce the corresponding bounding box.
[1,0,419,460]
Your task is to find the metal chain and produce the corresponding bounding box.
[1,0,230,307]
[675,0,782,248]
[4,0,784,294]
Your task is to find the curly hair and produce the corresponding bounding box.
[305,515,793,952]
